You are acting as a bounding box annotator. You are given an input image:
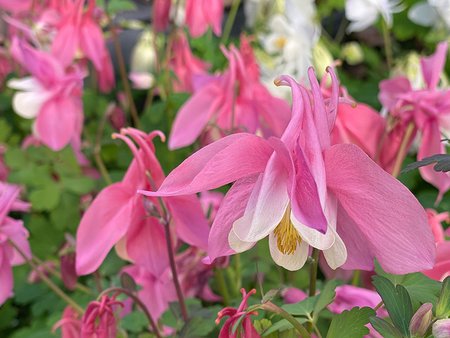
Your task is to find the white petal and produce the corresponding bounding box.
[12,91,49,119]
[269,232,309,271]
[408,2,437,26]
[291,212,335,250]
[228,229,255,253]
[7,77,40,91]
[233,155,290,242]
[323,230,348,269]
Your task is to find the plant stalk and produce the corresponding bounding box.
[261,301,311,338]
[391,122,415,177]
[221,0,241,45]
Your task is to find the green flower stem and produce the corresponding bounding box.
[381,19,393,70]
[9,240,84,314]
[94,107,112,185]
[309,248,320,297]
[215,267,231,306]
[234,254,242,291]
[351,270,361,286]
[99,287,162,338]
[261,301,311,338]
[221,0,241,45]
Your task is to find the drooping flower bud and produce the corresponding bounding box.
[409,303,433,337]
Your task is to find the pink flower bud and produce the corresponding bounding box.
[409,303,433,337]
[433,319,450,338]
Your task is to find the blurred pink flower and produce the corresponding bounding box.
[169,39,291,149]
[81,296,122,338]
[76,128,210,275]
[185,0,223,37]
[328,285,387,317]
[216,288,260,338]
[27,261,56,284]
[281,287,307,304]
[51,0,115,92]
[200,191,224,223]
[170,31,210,93]
[153,0,172,32]
[426,208,448,243]
[423,241,450,281]
[8,38,85,151]
[53,306,82,338]
[0,182,31,305]
[144,67,435,274]
[379,42,450,201]
[0,0,31,14]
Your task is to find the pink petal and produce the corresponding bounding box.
[79,17,106,71]
[169,82,221,149]
[35,97,78,151]
[125,208,169,276]
[325,143,435,273]
[378,77,412,112]
[204,175,259,263]
[421,41,448,90]
[165,195,210,250]
[142,133,272,196]
[51,24,79,68]
[418,120,450,202]
[2,220,31,265]
[0,249,13,305]
[76,183,135,275]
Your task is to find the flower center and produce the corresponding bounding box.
[275,36,287,50]
[273,205,302,255]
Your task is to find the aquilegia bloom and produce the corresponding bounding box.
[169,38,291,149]
[8,38,85,152]
[0,182,31,305]
[143,67,435,274]
[76,128,210,275]
[185,0,223,37]
[379,41,450,201]
[81,296,123,338]
[345,0,403,32]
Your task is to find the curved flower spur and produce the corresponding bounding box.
[140,67,435,274]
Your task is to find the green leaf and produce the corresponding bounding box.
[29,183,61,211]
[282,295,320,317]
[4,147,27,169]
[326,307,375,338]
[262,289,280,304]
[107,0,137,13]
[313,280,339,320]
[436,276,450,318]
[375,266,441,306]
[262,318,307,336]
[372,276,413,336]
[121,311,148,333]
[370,317,403,338]
[60,177,95,195]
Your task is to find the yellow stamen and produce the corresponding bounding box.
[273,205,302,255]
[275,36,287,50]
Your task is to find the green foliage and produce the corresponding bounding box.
[436,277,450,318]
[326,307,375,338]
[370,317,404,338]
[372,276,413,336]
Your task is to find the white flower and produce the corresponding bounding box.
[7,77,51,119]
[260,0,319,83]
[408,0,450,30]
[345,0,404,32]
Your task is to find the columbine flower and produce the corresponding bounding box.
[76,128,210,276]
[433,319,450,338]
[345,0,403,32]
[423,241,450,281]
[379,42,450,201]
[152,0,172,32]
[329,285,387,317]
[81,296,123,338]
[51,0,114,92]
[185,0,223,37]
[408,0,450,31]
[142,67,435,274]
[260,0,319,82]
[52,306,82,338]
[168,37,291,149]
[8,38,85,152]
[0,182,31,305]
[216,288,260,338]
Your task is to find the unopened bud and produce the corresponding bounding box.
[409,302,433,337]
[341,42,364,66]
[433,319,450,338]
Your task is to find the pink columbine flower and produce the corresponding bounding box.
[169,38,291,149]
[422,241,450,281]
[76,128,210,276]
[51,0,115,92]
[53,306,82,338]
[8,38,85,152]
[142,67,435,274]
[81,296,123,338]
[379,42,450,201]
[170,31,210,93]
[216,288,260,338]
[426,208,448,243]
[124,247,219,322]
[281,287,307,304]
[185,0,223,37]
[0,182,31,305]
[328,285,387,317]
[153,0,172,32]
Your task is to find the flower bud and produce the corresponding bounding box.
[313,41,334,78]
[433,319,450,338]
[341,42,364,65]
[409,302,433,337]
